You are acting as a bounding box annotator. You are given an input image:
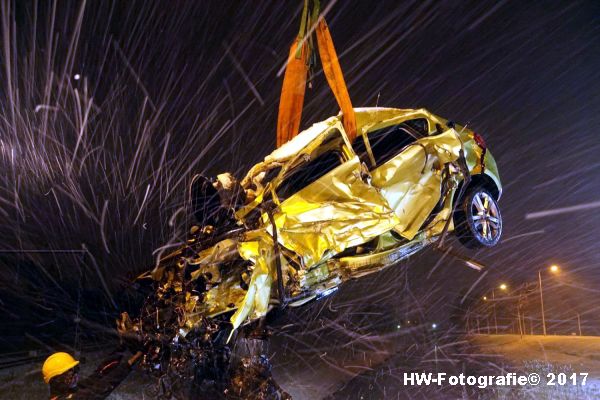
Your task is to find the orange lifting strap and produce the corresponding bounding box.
[276,0,357,147]
[315,18,357,144]
[277,37,309,147]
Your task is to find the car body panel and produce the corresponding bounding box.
[273,154,400,268]
[369,129,462,239]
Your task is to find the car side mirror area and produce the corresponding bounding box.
[446,120,456,129]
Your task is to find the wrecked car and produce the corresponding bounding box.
[181,106,502,332]
[119,107,502,393]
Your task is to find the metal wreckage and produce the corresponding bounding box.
[116,3,503,399]
[117,108,503,398]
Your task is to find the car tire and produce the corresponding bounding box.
[454,186,502,249]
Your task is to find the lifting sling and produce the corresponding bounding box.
[276,0,356,147]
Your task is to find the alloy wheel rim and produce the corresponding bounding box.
[471,192,500,242]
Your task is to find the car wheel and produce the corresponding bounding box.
[454,186,502,249]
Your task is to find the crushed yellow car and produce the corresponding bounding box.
[140,107,502,339]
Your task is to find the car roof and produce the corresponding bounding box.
[354,107,443,134]
[269,117,338,162]
[269,108,435,161]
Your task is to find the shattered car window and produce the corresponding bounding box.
[368,124,417,166]
[352,120,427,169]
[277,148,344,199]
[276,129,346,199]
[404,118,429,135]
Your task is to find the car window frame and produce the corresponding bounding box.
[358,117,431,169]
[273,126,352,202]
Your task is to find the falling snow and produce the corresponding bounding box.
[0,1,599,399]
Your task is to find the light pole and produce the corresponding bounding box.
[492,289,497,334]
[539,265,560,336]
[517,291,525,337]
[491,284,508,334]
[538,270,546,336]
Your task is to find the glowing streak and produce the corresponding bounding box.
[525,200,600,219]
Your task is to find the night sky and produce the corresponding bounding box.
[1,0,599,379]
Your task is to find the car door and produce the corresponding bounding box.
[270,125,400,268]
[353,120,462,240]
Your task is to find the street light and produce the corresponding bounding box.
[483,296,487,301]
[539,264,560,336]
[499,283,508,291]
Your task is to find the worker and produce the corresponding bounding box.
[42,349,142,399]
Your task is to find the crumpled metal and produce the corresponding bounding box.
[371,130,462,239]
[271,155,400,268]
[226,230,283,338]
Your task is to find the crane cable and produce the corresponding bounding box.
[277,0,357,147]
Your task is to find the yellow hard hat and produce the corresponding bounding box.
[42,352,80,384]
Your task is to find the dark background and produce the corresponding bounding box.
[0,0,599,391]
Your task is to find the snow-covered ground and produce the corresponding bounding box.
[471,334,600,399]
